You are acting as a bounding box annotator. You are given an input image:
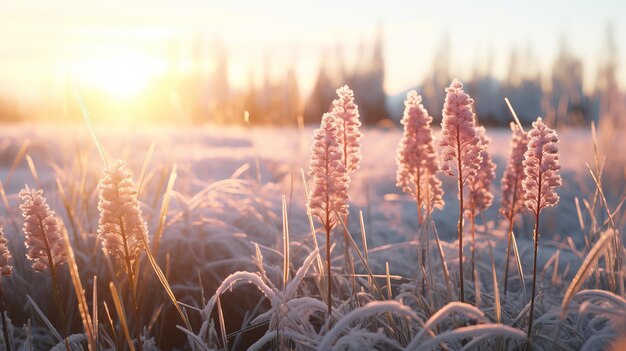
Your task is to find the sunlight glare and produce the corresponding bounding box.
[72,52,165,99]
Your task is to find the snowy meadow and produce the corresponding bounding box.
[0,82,624,351]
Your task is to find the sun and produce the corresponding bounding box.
[72,52,165,99]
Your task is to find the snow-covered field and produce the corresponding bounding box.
[0,122,624,350]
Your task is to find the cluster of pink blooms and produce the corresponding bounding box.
[308,86,363,230]
[439,79,484,188]
[308,113,350,230]
[501,122,530,218]
[464,126,496,215]
[19,187,68,272]
[396,90,444,211]
[523,118,562,213]
[0,227,11,277]
[97,160,149,266]
[332,85,362,174]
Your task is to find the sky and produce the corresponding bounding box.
[0,0,624,104]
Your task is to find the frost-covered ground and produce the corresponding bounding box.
[1,122,625,350]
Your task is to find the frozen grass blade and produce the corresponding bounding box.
[359,211,369,268]
[0,180,17,234]
[510,229,526,300]
[334,212,385,299]
[152,164,177,255]
[317,301,418,351]
[561,229,614,314]
[409,302,487,348]
[385,261,392,299]
[56,178,82,248]
[109,282,135,351]
[103,301,119,350]
[575,197,585,231]
[217,296,228,351]
[432,222,453,299]
[504,97,525,132]
[5,139,30,187]
[414,324,527,351]
[26,295,63,342]
[24,154,41,189]
[92,276,98,348]
[584,160,623,293]
[139,231,192,331]
[77,90,109,168]
[282,194,290,288]
[0,180,10,214]
[359,211,372,287]
[489,243,501,323]
[137,141,156,198]
[61,224,95,350]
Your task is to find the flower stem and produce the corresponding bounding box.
[471,205,476,302]
[528,172,543,339]
[457,155,465,303]
[119,220,142,350]
[325,222,332,320]
[36,214,70,351]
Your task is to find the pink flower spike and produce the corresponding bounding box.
[523,117,562,340]
[396,90,444,213]
[332,85,362,174]
[97,160,149,268]
[439,79,484,187]
[501,122,530,219]
[308,112,350,230]
[464,126,496,215]
[19,186,68,272]
[439,79,483,303]
[0,227,12,277]
[523,118,562,213]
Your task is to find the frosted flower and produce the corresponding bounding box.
[331,85,362,174]
[500,122,529,218]
[464,126,496,215]
[0,227,11,277]
[439,79,484,188]
[308,113,350,230]
[97,160,148,267]
[19,187,68,272]
[396,90,444,211]
[523,118,562,213]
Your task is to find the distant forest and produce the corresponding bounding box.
[2,26,623,128]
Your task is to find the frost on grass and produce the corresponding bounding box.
[0,108,624,350]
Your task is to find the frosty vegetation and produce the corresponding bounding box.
[0,80,623,351]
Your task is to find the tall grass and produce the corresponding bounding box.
[0,82,622,350]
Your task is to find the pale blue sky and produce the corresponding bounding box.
[0,0,624,102]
